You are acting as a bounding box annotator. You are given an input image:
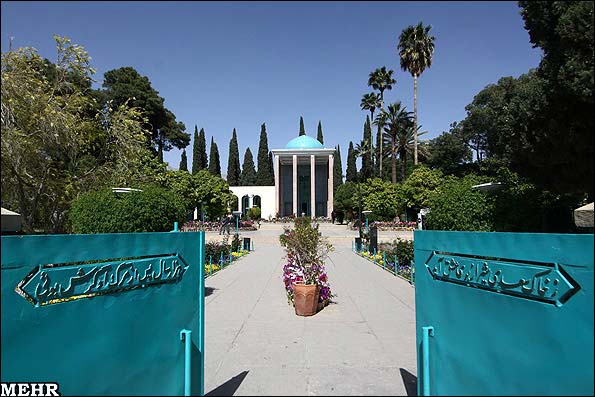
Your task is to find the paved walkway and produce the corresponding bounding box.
[204,224,417,396]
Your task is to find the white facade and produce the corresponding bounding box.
[229,186,276,220]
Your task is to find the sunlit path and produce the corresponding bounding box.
[204,224,416,396]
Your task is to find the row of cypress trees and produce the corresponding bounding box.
[180,117,346,193]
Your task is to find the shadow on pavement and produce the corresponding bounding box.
[400,368,417,396]
[205,287,217,297]
[206,370,249,396]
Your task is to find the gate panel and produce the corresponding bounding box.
[1,231,205,396]
[414,231,593,396]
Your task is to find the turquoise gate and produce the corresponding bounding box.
[414,231,594,396]
[1,231,205,396]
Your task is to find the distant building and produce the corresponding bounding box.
[229,134,335,219]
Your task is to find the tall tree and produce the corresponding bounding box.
[398,22,436,165]
[208,137,221,177]
[367,68,395,176]
[196,128,208,170]
[378,102,414,183]
[226,128,241,186]
[359,116,374,180]
[179,149,188,171]
[346,141,357,182]
[427,122,472,175]
[256,123,274,185]
[100,66,190,161]
[240,148,257,186]
[268,151,274,185]
[317,121,324,144]
[192,126,200,174]
[333,145,344,194]
[360,92,381,122]
[299,116,306,136]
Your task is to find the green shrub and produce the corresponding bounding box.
[247,207,261,220]
[380,238,414,266]
[69,185,187,233]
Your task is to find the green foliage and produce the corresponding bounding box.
[346,141,357,182]
[425,174,494,231]
[179,149,188,171]
[317,121,324,144]
[99,66,189,160]
[401,165,444,210]
[333,145,343,194]
[359,178,404,221]
[381,238,414,267]
[247,207,261,220]
[157,169,235,219]
[367,66,396,101]
[299,116,306,136]
[240,148,257,186]
[256,123,274,185]
[1,36,151,233]
[192,127,208,173]
[279,217,333,268]
[334,182,357,218]
[226,128,241,186]
[426,122,472,175]
[360,116,374,180]
[69,185,187,233]
[208,136,221,177]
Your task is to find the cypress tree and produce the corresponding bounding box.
[317,121,324,144]
[333,144,343,194]
[346,141,357,182]
[268,151,274,184]
[361,116,373,180]
[240,148,257,186]
[197,128,208,170]
[227,128,241,186]
[208,137,221,177]
[256,123,274,185]
[299,116,306,136]
[375,123,382,177]
[179,148,188,171]
[192,125,200,174]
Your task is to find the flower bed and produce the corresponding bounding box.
[203,235,250,277]
[262,216,333,223]
[354,238,415,283]
[181,219,257,232]
[348,221,417,231]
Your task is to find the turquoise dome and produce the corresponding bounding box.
[285,135,323,149]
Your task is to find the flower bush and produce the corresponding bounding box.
[181,220,257,231]
[349,221,417,231]
[279,217,334,306]
[357,238,415,282]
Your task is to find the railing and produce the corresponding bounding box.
[352,242,414,283]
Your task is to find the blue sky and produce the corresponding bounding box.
[1,1,542,175]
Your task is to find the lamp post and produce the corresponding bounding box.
[362,210,372,235]
[232,210,242,236]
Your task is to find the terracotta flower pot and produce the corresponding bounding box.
[293,282,320,316]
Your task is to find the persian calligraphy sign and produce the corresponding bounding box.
[425,252,578,305]
[15,254,189,306]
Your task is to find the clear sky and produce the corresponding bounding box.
[1,1,542,175]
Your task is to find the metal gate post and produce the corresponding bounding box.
[422,326,434,396]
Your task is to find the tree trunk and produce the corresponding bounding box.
[400,148,407,182]
[378,124,383,177]
[413,74,418,165]
[391,139,397,184]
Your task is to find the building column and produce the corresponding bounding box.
[310,154,316,219]
[292,154,298,216]
[327,154,334,217]
[248,194,253,209]
[274,154,280,216]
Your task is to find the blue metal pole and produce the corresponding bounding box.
[422,326,434,396]
[365,217,369,234]
[209,256,212,277]
[251,240,254,251]
[198,231,205,396]
[180,329,192,396]
[373,248,376,265]
[230,248,233,264]
[172,221,179,232]
[235,216,239,235]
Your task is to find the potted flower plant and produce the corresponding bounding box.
[280,217,334,316]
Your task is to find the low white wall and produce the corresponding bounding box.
[229,186,276,220]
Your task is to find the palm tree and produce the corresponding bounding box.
[368,67,396,178]
[392,123,429,182]
[398,22,435,165]
[360,92,381,122]
[367,66,396,103]
[377,102,413,183]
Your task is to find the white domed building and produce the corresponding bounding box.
[229,134,335,219]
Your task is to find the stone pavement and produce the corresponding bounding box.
[204,224,417,396]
